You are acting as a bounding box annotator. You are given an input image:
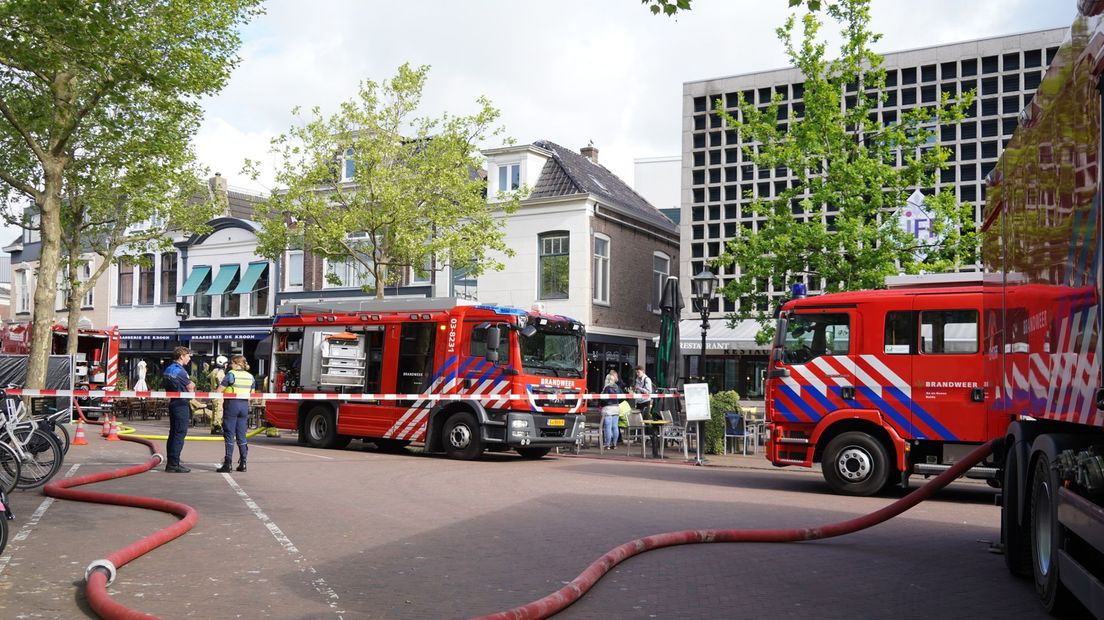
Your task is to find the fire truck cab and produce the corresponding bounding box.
[265,298,587,460]
[766,273,1002,495]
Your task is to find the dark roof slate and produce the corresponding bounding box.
[529,140,676,234]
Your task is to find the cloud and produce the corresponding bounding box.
[192,0,1074,194]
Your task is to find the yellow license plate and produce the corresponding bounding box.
[548,419,565,427]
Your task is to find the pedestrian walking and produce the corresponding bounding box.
[162,347,196,473]
[216,355,255,473]
[600,370,622,449]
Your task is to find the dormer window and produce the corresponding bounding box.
[342,148,356,181]
[498,163,520,192]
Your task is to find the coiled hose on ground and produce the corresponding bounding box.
[43,433,197,620]
[473,439,998,620]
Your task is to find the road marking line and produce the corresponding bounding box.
[222,473,344,617]
[251,445,335,460]
[0,463,81,578]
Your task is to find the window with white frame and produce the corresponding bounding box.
[249,264,270,317]
[55,261,94,310]
[498,163,520,193]
[326,256,375,290]
[55,269,67,311]
[593,234,610,304]
[160,253,177,304]
[652,252,670,310]
[342,148,355,181]
[117,258,134,305]
[15,270,29,314]
[410,249,432,285]
[138,253,155,305]
[539,232,569,300]
[81,262,93,307]
[286,250,304,288]
[450,260,477,300]
[23,213,40,244]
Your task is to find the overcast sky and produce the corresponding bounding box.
[192,0,1072,196]
[0,0,1079,248]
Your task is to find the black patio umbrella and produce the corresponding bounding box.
[656,276,684,390]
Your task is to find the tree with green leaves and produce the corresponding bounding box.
[642,0,692,17]
[57,151,217,357]
[0,0,263,388]
[714,0,977,340]
[250,63,520,299]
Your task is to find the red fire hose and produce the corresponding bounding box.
[473,439,998,620]
[43,434,198,620]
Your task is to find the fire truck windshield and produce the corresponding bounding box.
[519,327,583,377]
[777,312,850,365]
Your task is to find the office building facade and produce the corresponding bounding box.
[680,27,1067,397]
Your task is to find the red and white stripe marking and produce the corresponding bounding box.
[7,388,678,402]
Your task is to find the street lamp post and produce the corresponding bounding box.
[691,269,719,466]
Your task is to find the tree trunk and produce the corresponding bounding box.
[66,253,82,358]
[26,161,64,390]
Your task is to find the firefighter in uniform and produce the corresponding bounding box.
[216,355,255,473]
[209,355,227,434]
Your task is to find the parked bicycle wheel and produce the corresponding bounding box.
[11,428,63,489]
[43,419,70,455]
[0,443,22,494]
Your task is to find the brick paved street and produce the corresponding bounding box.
[0,419,1047,619]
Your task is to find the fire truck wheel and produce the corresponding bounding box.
[1002,446,1031,577]
[821,432,888,496]
[443,412,483,460]
[516,448,551,460]
[1029,453,1079,615]
[304,407,350,449]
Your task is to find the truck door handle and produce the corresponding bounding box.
[840,386,855,400]
[971,387,985,402]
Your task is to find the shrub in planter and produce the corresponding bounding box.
[704,390,741,454]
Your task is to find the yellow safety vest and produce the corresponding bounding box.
[224,370,255,395]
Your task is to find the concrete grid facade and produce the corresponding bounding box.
[681,27,1067,315]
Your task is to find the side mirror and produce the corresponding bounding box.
[485,325,501,363]
[520,325,537,338]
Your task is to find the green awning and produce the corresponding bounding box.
[232,262,268,295]
[177,265,211,297]
[207,265,240,296]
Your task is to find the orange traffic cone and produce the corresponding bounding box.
[105,415,120,441]
[72,420,89,445]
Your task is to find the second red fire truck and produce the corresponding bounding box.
[265,298,587,459]
[0,322,120,420]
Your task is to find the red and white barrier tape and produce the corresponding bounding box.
[7,388,680,402]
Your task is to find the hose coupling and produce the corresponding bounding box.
[152,452,165,465]
[85,559,117,586]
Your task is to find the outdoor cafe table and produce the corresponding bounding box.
[642,419,670,459]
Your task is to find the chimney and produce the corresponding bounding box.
[580,141,598,164]
[209,173,229,215]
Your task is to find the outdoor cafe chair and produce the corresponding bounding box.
[659,409,687,455]
[625,412,652,458]
[723,411,758,456]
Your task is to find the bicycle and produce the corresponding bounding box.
[0,389,64,490]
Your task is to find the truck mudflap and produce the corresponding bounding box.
[497,411,584,448]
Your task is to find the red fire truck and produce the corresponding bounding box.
[767,6,1103,615]
[0,322,120,420]
[265,298,587,459]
